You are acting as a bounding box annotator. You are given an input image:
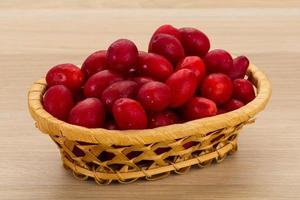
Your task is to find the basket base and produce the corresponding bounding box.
[61,139,238,185]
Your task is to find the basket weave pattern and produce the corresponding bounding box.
[28,64,271,184]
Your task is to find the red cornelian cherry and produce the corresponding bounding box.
[46,63,85,91]
[222,99,245,112]
[137,81,171,112]
[176,56,206,84]
[204,49,233,74]
[137,52,173,81]
[43,85,74,121]
[151,24,181,42]
[106,39,139,73]
[101,80,139,111]
[68,98,105,128]
[131,76,154,88]
[112,98,148,130]
[83,70,123,98]
[148,33,185,65]
[148,110,179,128]
[166,69,197,108]
[228,55,249,80]
[179,27,210,58]
[81,50,107,78]
[183,97,217,120]
[232,79,256,104]
[201,73,233,105]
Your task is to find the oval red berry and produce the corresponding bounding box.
[112,98,148,130]
[46,63,84,91]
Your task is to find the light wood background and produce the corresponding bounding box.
[0,1,299,200]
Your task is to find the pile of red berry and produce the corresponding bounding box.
[43,24,256,130]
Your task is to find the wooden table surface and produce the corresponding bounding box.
[1,1,300,200]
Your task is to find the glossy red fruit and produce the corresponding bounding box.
[166,69,197,107]
[232,79,256,104]
[204,49,233,74]
[151,24,181,41]
[131,76,154,88]
[137,81,171,112]
[112,98,147,130]
[183,97,217,120]
[148,110,179,128]
[101,80,139,111]
[68,98,105,128]
[137,52,173,81]
[81,50,107,78]
[43,85,74,120]
[46,63,85,91]
[176,56,206,84]
[222,99,245,112]
[148,34,185,65]
[104,120,119,130]
[228,56,249,79]
[179,27,210,58]
[106,39,138,73]
[83,70,123,98]
[201,73,233,105]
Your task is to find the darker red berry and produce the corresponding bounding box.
[204,49,233,74]
[232,79,256,104]
[148,110,179,128]
[106,39,138,73]
[46,63,84,91]
[43,85,74,121]
[131,76,154,89]
[137,81,171,112]
[148,34,185,65]
[166,69,198,108]
[201,73,233,105]
[112,98,147,130]
[151,24,181,41]
[81,50,107,78]
[83,70,123,98]
[68,98,105,128]
[176,56,206,84]
[101,80,139,111]
[183,97,217,120]
[137,52,173,81]
[222,99,245,112]
[179,27,210,58]
[228,56,249,80]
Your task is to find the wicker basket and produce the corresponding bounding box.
[28,63,271,184]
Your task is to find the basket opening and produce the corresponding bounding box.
[136,160,154,168]
[97,151,116,162]
[107,163,124,171]
[211,134,225,144]
[126,151,143,160]
[154,147,172,155]
[183,141,200,149]
[72,146,85,157]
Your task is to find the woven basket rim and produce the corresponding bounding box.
[28,63,272,146]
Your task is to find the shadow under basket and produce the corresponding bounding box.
[28,64,271,185]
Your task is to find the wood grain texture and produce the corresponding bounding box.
[0,1,300,200]
[0,0,300,9]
